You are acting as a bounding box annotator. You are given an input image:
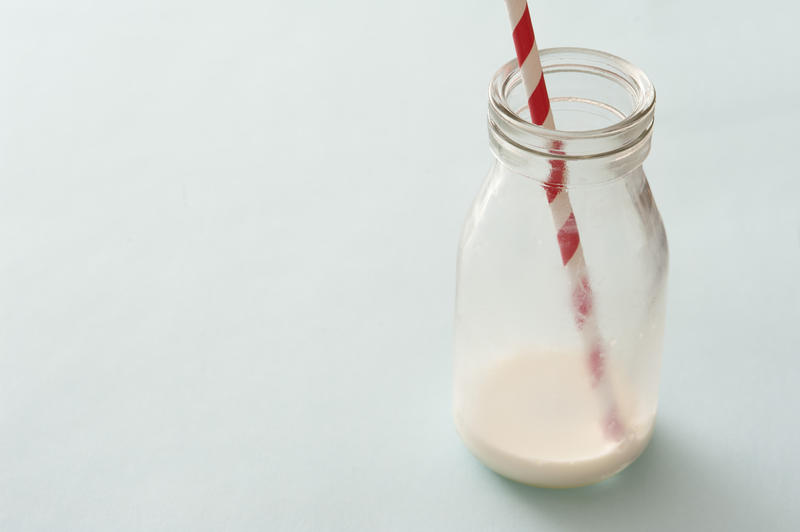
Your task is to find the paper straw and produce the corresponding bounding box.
[504,0,625,439]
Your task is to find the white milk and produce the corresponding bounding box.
[454,351,655,488]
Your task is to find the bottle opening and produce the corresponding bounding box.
[489,48,655,161]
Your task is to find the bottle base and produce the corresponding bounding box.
[455,414,655,488]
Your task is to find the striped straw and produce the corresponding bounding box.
[504,0,625,440]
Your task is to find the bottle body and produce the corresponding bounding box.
[453,49,667,488]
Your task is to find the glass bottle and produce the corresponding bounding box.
[453,48,668,488]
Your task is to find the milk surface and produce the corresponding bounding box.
[455,351,655,487]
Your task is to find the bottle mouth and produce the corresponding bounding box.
[489,48,655,160]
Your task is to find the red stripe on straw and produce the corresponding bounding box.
[589,345,605,385]
[604,407,625,440]
[572,275,593,328]
[512,7,535,64]
[545,160,565,203]
[557,213,580,265]
[527,75,551,125]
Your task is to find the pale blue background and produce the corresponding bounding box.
[1,1,798,530]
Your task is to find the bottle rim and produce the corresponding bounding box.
[489,48,656,160]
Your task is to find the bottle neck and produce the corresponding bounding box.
[488,48,655,186]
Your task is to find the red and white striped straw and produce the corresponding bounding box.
[503,0,625,440]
